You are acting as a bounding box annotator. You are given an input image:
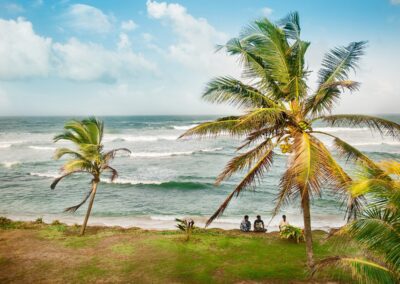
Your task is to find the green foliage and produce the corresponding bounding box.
[280,225,304,243]
[51,117,130,235]
[34,217,44,224]
[315,160,400,283]
[51,219,62,226]
[0,217,12,228]
[180,11,400,268]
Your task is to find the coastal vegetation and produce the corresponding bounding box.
[315,160,400,283]
[51,118,130,235]
[181,12,400,270]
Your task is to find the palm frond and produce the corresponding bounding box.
[64,189,93,213]
[206,148,274,226]
[202,76,277,109]
[51,170,90,189]
[178,116,242,138]
[216,139,274,184]
[102,165,119,182]
[313,256,395,284]
[306,80,360,116]
[104,148,131,162]
[316,114,400,138]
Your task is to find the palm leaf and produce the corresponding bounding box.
[206,148,274,226]
[203,76,277,109]
[316,114,400,138]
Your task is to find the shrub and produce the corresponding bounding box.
[35,217,44,224]
[51,220,62,226]
[280,225,304,243]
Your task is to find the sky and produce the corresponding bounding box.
[0,0,399,116]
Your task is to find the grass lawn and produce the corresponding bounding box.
[0,218,359,283]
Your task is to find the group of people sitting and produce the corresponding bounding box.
[240,214,289,232]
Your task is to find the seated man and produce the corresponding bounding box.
[254,215,267,232]
[240,215,251,232]
[279,215,289,231]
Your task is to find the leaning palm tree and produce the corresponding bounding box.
[180,12,400,268]
[51,117,130,235]
[314,160,400,283]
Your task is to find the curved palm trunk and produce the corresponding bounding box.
[302,190,314,269]
[80,181,98,236]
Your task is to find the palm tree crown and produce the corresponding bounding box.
[181,12,400,267]
[51,117,130,234]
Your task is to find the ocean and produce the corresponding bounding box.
[0,115,399,231]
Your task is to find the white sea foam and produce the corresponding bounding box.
[28,146,56,151]
[314,127,370,132]
[172,124,198,130]
[350,141,400,146]
[107,135,178,142]
[1,161,20,168]
[101,178,163,185]
[0,143,11,149]
[130,147,223,158]
[30,172,59,179]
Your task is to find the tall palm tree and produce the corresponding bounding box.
[314,160,400,283]
[51,117,130,235]
[180,13,400,268]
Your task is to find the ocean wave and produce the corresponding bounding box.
[107,135,179,142]
[130,147,223,158]
[314,127,370,132]
[28,146,56,151]
[350,141,400,146]
[0,143,12,149]
[1,161,20,168]
[101,178,163,185]
[30,172,59,179]
[103,179,213,190]
[172,124,199,130]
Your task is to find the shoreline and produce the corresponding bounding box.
[2,213,345,232]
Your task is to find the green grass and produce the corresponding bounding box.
[0,219,359,283]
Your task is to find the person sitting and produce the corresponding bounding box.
[254,215,266,232]
[279,215,289,231]
[240,215,251,232]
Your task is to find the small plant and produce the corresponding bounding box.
[35,217,44,224]
[175,218,195,241]
[0,217,12,228]
[51,220,62,226]
[280,225,304,243]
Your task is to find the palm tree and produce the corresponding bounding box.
[314,160,400,283]
[180,12,400,268]
[51,117,130,235]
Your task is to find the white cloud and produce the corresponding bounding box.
[2,2,25,13]
[390,0,400,5]
[261,7,273,17]
[65,4,112,34]
[117,33,132,50]
[121,20,137,31]
[53,38,157,82]
[0,18,52,79]
[146,0,237,76]
[0,18,156,82]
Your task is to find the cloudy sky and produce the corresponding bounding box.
[0,0,399,115]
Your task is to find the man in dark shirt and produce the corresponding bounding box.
[254,215,266,232]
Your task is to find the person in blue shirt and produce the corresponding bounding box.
[240,215,251,232]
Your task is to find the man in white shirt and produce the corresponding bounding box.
[279,215,289,231]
